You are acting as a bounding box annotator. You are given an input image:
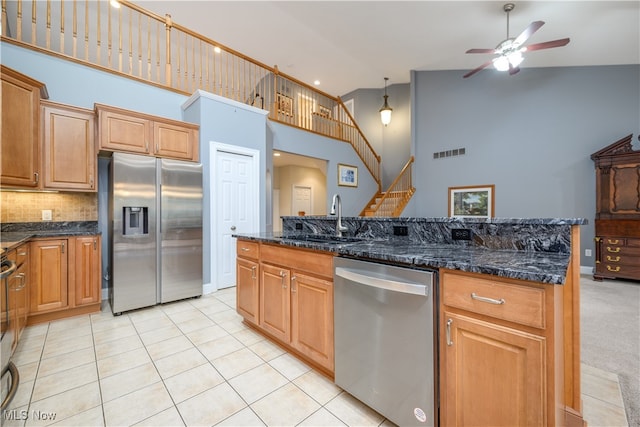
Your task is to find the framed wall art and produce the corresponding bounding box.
[448,184,495,218]
[276,92,293,116]
[338,163,358,187]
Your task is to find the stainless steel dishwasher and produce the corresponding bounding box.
[334,257,437,427]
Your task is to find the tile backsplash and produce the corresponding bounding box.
[1,191,98,223]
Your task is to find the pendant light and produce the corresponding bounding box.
[379,77,392,126]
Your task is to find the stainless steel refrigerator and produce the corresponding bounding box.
[109,152,202,314]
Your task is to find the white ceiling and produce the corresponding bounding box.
[139,1,639,96]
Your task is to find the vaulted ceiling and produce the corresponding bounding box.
[140,1,640,96]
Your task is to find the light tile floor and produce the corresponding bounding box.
[3,287,629,427]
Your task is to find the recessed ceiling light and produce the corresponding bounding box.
[314,80,320,86]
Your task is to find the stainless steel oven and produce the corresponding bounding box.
[334,257,438,426]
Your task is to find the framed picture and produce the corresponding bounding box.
[338,163,358,187]
[448,185,495,218]
[318,105,332,119]
[276,92,293,116]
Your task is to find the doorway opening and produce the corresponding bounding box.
[272,151,327,232]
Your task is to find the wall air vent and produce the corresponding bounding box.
[433,147,466,159]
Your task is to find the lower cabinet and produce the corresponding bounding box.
[439,269,563,427]
[29,235,101,324]
[236,257,259,325]
[7,243,29,352]
[236,239,334,374]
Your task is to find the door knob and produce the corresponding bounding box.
[230,226,236,231]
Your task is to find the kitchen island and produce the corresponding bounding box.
[234,216,586,427]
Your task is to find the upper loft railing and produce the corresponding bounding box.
[0,0,381,188]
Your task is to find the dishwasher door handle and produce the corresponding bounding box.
[335,266,428,296]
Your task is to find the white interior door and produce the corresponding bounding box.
[292,185,312,216]
[213,143,259,290]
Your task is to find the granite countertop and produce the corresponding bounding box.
[1,221,100,254]
[234,232,573,285]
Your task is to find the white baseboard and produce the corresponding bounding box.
[580,265,594,275]
[202,283,215,295]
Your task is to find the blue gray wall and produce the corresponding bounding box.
[343,83,412,189]
[410,65,640,268]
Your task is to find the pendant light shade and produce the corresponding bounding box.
[379,77,392,126]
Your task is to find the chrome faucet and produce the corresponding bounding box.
[330,193,348,237]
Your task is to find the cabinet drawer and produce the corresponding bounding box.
[261,244,333,278]
[15,244,28,267]
[237,240,259,259]
[442,272,545,329]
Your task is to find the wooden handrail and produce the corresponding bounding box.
[363,156,414,217]
[2,0,382,187]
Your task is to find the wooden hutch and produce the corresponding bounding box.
[591,134,640,281]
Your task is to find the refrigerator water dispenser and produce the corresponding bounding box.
[123,207,148,235]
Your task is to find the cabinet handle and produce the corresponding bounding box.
[606,255,620,262]
[16,273,26,290]
[61,242,65,254]
[471,292,505,305]
[291,275,297,293]
[90,176,94,188]
[94,239,97,250]
[241,247,250,252]
[607,247,621,253]
[251,265,256,280]
[607,265,621,272]
[34,172,39,184]
[607,239,620,245]
[17,252,27,257]
[280,270,287,289]
[446,319,453,346]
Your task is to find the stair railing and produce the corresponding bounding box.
[1,0,382,188]
[365,156,415,217]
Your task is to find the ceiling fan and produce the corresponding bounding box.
[463,3,570,78]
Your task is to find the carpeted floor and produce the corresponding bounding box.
[581,274,640,426]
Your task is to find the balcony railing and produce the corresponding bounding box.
[0,0,381,188]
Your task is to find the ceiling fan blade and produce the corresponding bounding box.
[466,48,496,54]
[524,38,570,52]
[463,60,494,79]
[513,21,545,47]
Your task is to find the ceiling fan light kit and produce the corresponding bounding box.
[463,3,570,78]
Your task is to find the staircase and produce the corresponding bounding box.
[361,156,415,217]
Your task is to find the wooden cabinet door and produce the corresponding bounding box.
[440,312,545,427]
[30,239,68,313]
[236,257,259,324]
[12,262,29,349]
[74,236,101,306]
[259,263,290,342]
[290,272,334,371]
[42,102,96,191]
[1,70,41,188]
[98,108,151,154]
[153,121,198,161]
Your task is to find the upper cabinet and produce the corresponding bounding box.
[96,104,199,162]
[0,65,48,188]
[591,134,640,220]
[41,101,96,192]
